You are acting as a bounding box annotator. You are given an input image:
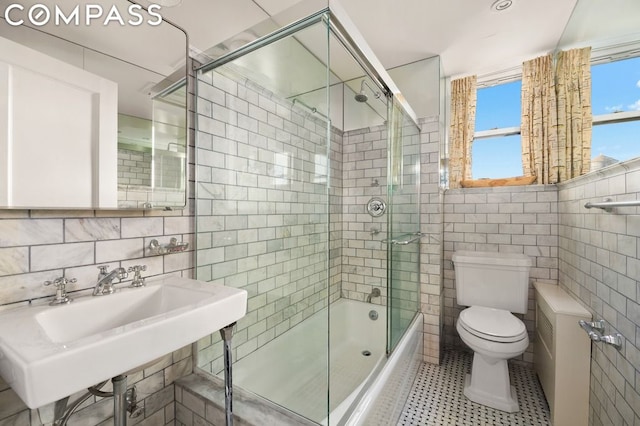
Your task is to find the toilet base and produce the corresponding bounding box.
[463,353,519,413]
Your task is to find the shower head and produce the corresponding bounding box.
[355,92,369,103]
[354,79,381,103]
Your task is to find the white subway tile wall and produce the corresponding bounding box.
[418,117,443,365]
[557,158,640,426]
[443,184,559,365]
[118,148,152,186]
[342,124,388,305]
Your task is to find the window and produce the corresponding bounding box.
[591,55,640,169]
[463,54,640,181]
[472,80,523,179]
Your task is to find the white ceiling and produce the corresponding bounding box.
[8,0,637,86]
[4,0,637,125]
[155,0,640,79]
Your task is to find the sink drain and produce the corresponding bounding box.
[362,350,371,357]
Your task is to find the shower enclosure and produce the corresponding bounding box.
[194,1,422,424]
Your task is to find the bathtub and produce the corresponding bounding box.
[231,298,423,425]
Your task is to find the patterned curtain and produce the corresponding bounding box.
[556,47,592,181]
[521,54,557,183]
[448,76,477,188]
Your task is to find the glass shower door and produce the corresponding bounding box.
[194,12,333,423]
[386,99,421,353]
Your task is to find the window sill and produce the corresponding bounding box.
[460,175,537,188]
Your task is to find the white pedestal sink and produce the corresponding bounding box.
[0,276,247,409]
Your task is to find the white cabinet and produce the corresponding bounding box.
[0,36,118,209]
[534,282,591,426]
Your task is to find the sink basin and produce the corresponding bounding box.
[0,276,247,409]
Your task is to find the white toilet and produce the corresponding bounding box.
[451,250,532,413]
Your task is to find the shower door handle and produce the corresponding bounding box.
[382,232,425,245]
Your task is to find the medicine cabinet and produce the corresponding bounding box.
[0,0,188,209]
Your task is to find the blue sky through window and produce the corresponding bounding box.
[592,56,640,114]
[473,80,522,178]
[471,56,640,179]
[475,80,521,131]
[591,56,640,162]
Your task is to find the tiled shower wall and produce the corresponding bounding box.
[195,66,339,375]
[341,125,388,305]
[442,184,559,364]
[337,116,443,365]
[557,159,640,426]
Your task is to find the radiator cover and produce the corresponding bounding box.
[534,282,591,426]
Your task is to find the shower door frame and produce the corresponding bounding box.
[385,98,422,355]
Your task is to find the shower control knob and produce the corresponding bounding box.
[367,197,386,217]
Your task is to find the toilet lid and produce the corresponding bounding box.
[459,306,527,343]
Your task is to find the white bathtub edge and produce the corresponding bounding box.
[341,313,423,426]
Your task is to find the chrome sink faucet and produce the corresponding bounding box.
[93,266,128,296]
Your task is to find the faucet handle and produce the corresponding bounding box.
[97,265,109,275]
[44,277,77,287]
[128,265,147,273]
[44,277,76,305]
[128,265,147,288]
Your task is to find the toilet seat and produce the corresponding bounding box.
[458,306,527,343]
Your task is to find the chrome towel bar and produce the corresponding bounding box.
[382,232,425,245]
[584,198,640,212]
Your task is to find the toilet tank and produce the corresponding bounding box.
[452,251,532,314]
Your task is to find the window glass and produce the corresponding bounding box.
[475,80,522,131]
[591,56,640,166]
[472,135,523,179]
[592,121,640,167]
[592,56,640,115]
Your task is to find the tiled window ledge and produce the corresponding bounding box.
[557,156,640,189]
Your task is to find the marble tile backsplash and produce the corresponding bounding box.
[0,210,194,309]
